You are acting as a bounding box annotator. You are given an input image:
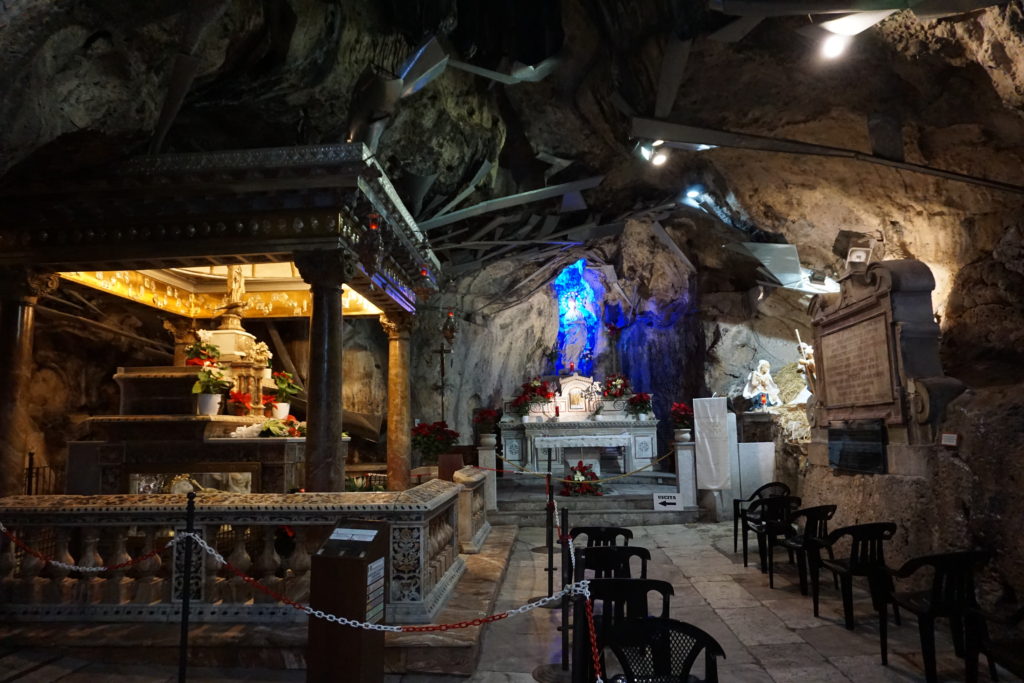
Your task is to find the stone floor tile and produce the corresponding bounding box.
[828,653,931,682]
[761,597,832,630]
[796,622,883,658]
[716,606,805,646]
[691,578,761,608]
[715,661,776,682]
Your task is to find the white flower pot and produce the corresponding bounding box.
[273,402,291,419]
[197,394,223,416]
[674,428,692,442]
[638,413,649,421]
[479,433,497,447]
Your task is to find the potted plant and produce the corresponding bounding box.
[184,331,221,367]
[473,408,500,445]
[261,393,277,417]
[271,371,301,419]
[259,415,306,438]
[625,392,653,420]
[227,391,253,416]
[670,402,694,441]
[602,373,630,398]
[510,377,554,422]
[192,367,231,415]
[412,421,460,478]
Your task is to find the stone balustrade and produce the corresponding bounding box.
[452,467,491,553]
[0,479,464,624]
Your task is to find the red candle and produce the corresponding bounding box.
[569,362,575,373]
[555,406,560,417]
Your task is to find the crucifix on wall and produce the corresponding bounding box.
[432,343,452,423]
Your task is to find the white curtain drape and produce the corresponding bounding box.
[694,397,730,490]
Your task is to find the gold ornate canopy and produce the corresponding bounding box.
[62,263,382,318]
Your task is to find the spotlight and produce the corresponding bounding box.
[821,33,851,59]
[685,188,701,199]
[638,141,669,166]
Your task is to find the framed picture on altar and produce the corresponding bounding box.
[569,389,584,411]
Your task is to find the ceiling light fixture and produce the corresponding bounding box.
[638,140,669,166]
[821,33,851,59]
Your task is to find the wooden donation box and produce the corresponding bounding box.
[308,519,389,683]
[498,374,657,475]
[809,260,965,470]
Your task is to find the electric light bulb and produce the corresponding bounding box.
[652,152,668,166]
[821,34,851,59]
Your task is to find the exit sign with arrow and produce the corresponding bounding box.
[652,493,681,511]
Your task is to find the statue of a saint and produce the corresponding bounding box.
[742,359,781,411]
[797,342,817,393]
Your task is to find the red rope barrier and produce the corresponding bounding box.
[584,598,604,680]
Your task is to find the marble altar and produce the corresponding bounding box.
[498,374,658,475]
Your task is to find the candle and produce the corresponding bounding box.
[569,362,575,373]
[555,406,560,417]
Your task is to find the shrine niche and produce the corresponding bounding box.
[809,260,966,453]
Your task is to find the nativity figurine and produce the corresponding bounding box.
[742,359,781,411]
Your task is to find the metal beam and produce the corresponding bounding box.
[419,176,605,231]
[631,117,1024,197]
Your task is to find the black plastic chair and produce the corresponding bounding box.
[966,604,1024,683]
[742,495,801,573]
[570,526,633,547]
[575,546,651,580]
[878,550,990,681]
[607,618,726,683]
[572,578,674,683]
[814,522,900,631]
[773,505,838,594]
[733,481,790,553]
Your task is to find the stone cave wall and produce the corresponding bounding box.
[408,219,706,452]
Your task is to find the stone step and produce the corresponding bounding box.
[489,507,700,527]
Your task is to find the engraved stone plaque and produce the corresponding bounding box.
[819,315,893,408]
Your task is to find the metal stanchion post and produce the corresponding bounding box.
[178,491,196,683]
[25,451,34,495]
[560,506,570,671]
[546,473,555,598]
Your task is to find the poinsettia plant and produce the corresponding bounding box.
[272,371,301,400]
[473,408,500,432]
[260,415,306,438]
[228,391,253,414]
[560,460,603,497]
[412,421,459,463]
[184,332,220,366]
[670,402,694,428]
[602,373,630,398]
[509,377,554,415]
[625,392,652,416]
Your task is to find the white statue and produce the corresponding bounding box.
[742,359,781,411]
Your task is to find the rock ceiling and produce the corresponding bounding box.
[2,0,1024,377]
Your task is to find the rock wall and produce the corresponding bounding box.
[798,386,1024,605]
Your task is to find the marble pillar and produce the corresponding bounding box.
[295,250,353,492]
[162,319,197,367]
[380,313,413,491]
[0,269,58,497]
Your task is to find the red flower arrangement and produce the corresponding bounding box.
[473,408,500,431]
[412,421,460,464]
[625,392,652,416]
[560,460,604,496]
[228,391,253,415]
[602,373,630,398]
[509,377,554,415]
[184,340,220,366]
[670,402,694,428]
[605,322,623,339]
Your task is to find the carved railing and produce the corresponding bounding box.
[0,480,464,624]
[453,467,491,554]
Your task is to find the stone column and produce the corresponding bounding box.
[380,313,413,491]
[0,269,58,497]
[295,250,353,492]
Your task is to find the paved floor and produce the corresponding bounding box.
[2,523,1012,682]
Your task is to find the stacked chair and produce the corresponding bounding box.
[567,525,726,683]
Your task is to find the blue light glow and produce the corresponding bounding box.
[552,259,598,375]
